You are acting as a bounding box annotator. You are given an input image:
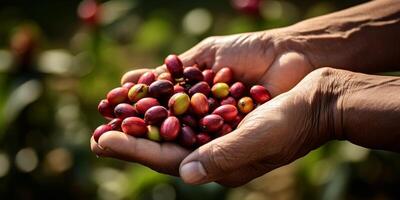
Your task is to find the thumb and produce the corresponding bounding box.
[178,110,273,185]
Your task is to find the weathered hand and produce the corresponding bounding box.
[121,30,313,96]
[91,0,400,187]
[91,30,317,186]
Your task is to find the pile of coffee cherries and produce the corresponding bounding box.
[93,55,271,148]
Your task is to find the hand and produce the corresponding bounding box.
[91,30,317,185]
[121,30,313,96]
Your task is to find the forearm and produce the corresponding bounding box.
[333,70,400,152]
[284,0,400,72]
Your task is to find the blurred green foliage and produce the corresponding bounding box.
[0,0,398,200]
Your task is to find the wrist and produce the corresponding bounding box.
[299,67,345,142]
[279,22,351,70]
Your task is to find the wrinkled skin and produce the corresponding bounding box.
[91,31,321,186]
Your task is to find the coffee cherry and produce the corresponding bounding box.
[165,54,183,78]
[179,126,197,148]
[208,97,220,112]
[229,82,246,99]
[212,104,238,122]
[107,87,129,105]
[190,93,209,116]
[220,96,236,106]
[114,103,137,119]
[135,97,160,115]
[180,82,192,93]
[149,80,174,98]
[98,61,274,149]
[217,124,233,137]
[202,69,215,86]
[199,114,224,132]
[128,84,148,102]
[238,97,254,113]
[212,83,230,99]
[250,85,271,104]
[183,66,204,83]
[168,93,190,115]
[108,118,122,131]
[147,125,161,142]
[138,71,156,85]
[230,114,243,128]
[158,72,173,82]
[196,133,211,146]
[144,106,168,125]
[121,117,147,137]
[173,85,185,94]
[122,82,135,90]
[93,124,113,142]
[160,116,180,141]
[98,99,114,119]
[181,114,197,128]
[189,81,210,96]
[213,67,233,84]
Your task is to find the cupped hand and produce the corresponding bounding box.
[91,31,324,186]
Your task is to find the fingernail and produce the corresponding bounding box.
[180,161,207,184]
[98,144,106,150]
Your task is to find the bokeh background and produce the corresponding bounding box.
[0,0,399,199]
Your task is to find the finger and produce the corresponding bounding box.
[98,131,190,175]
[154,65,167,75]
[179,104,283,185]
[90,136,114,157]
[121,68,152,85]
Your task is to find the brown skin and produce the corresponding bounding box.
[91,0,400,187]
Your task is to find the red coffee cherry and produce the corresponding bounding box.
[160,116,181,141]
[229,82,246,99]
[138,71,156,85]
[220,96,236,106]
[217,124,233,137]
[179,126,197,148]
[189,81,210,96]
[212,104,238,122]
[107,87,129,105]
[165,54,183,78]
[202,69,215,86]
[250,85,271,104]
[121,117,147,137]
[213,67,233,84]
[98,99,114,119]
[93,124,113,142]
[190,93,209,116]
[135,97,160,115]
[108,118,122,131]
[149,80,174,98]
[183,66,204,83]
[144,106,168,125]
[196,133,212,146]
[114,103,137,119]
[199,114,224,132]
